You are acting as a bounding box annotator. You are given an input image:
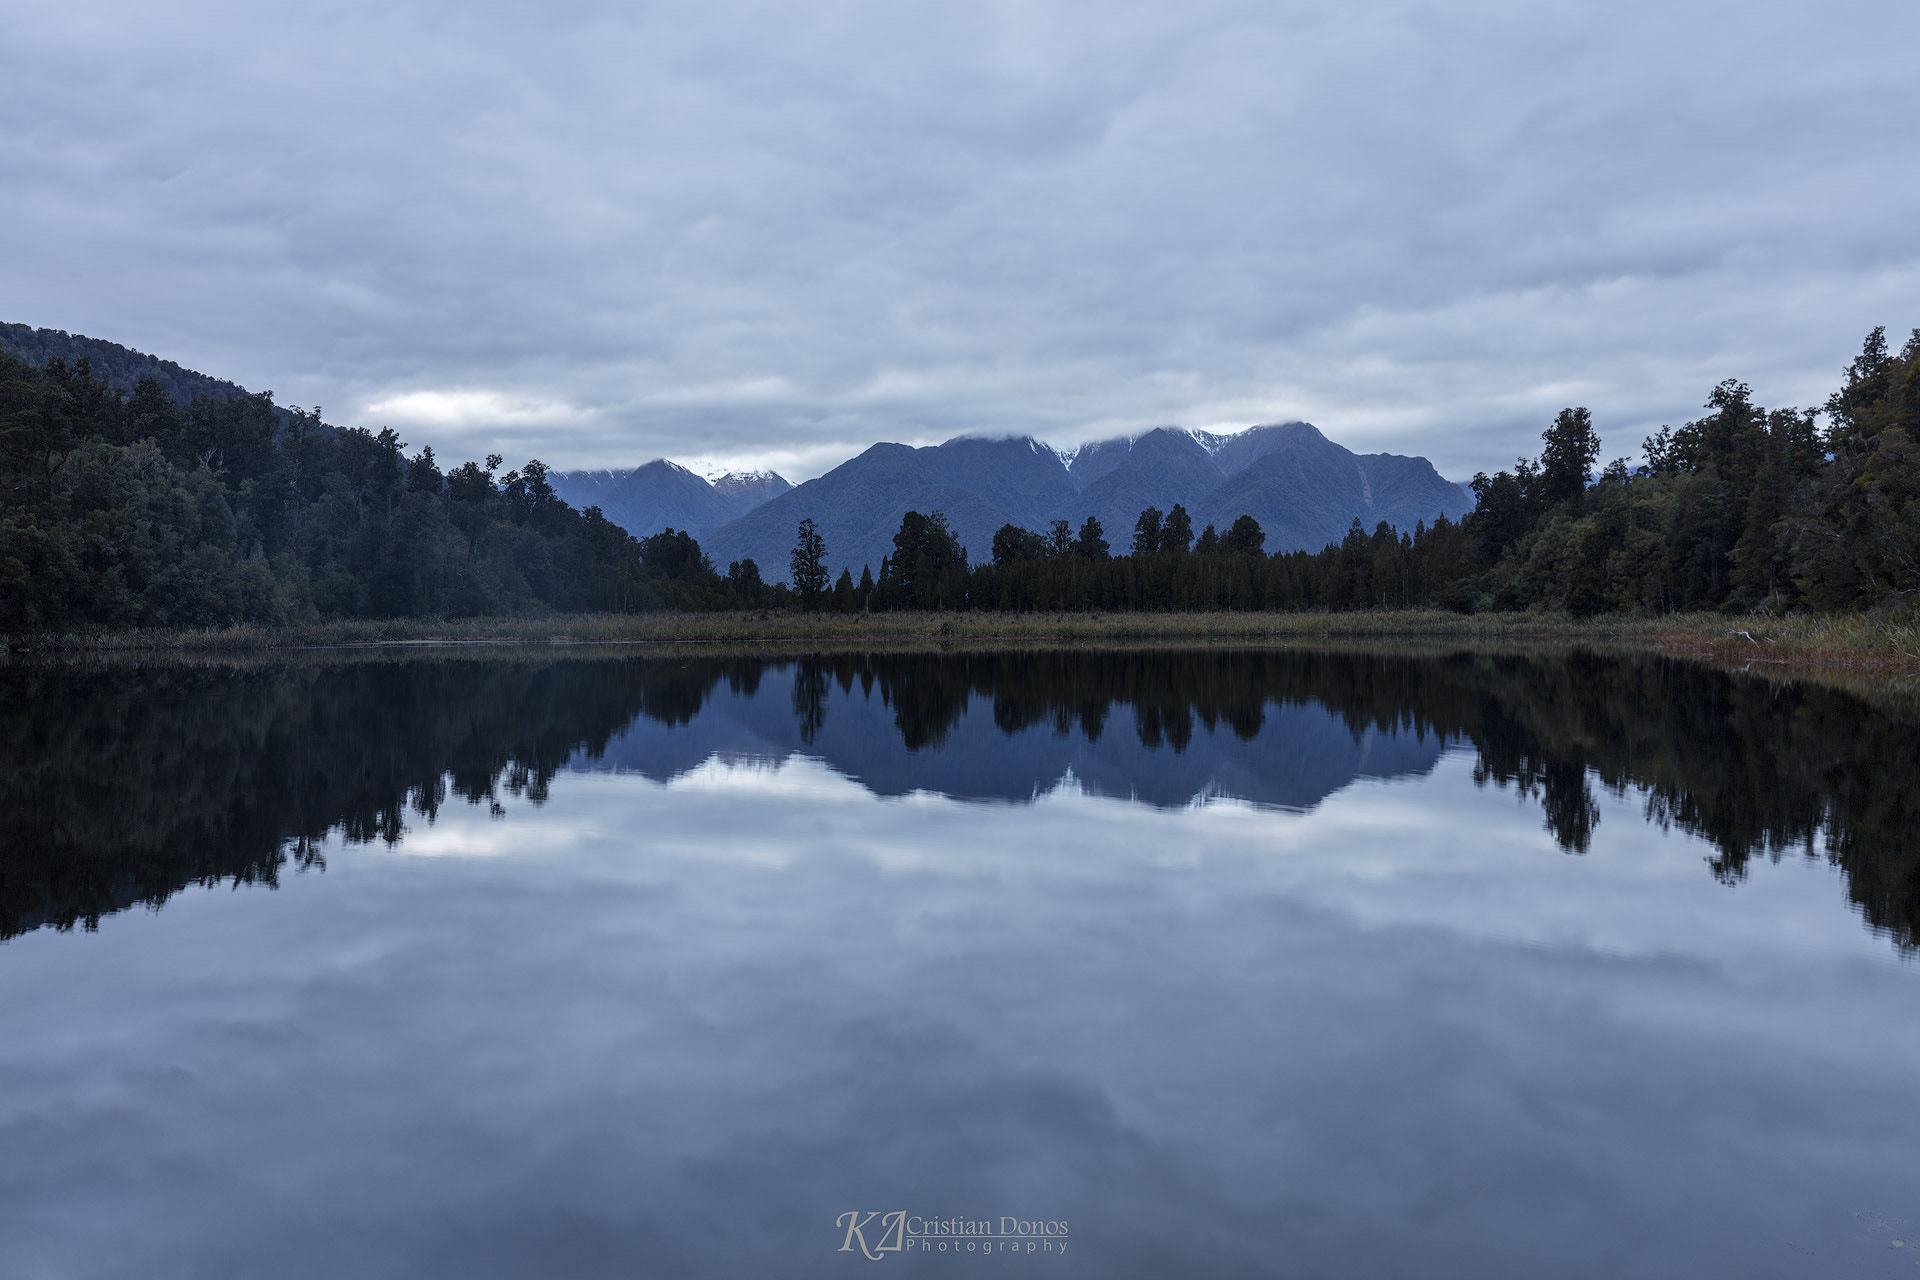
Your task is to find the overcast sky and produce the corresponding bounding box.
[5,0,1916,481]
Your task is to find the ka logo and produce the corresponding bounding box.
[837,1210,907,1260]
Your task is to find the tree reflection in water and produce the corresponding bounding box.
[1,648,1913,949]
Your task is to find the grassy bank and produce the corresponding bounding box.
[8,608,1919,669]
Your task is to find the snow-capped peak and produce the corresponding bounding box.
[1182,427,1233,456]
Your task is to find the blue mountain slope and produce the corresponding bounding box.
[1353,452,1479,535]
[550,460,737,539]
[920,436,1079,530]
[1065,435,1143,490]
[628,423,1474,582]
[1196,426,1474,551]
[550,461,791,540]
[1047,423,1472,554]
[1198,428,1379,549]
[703,444,1022,581]
[1072,429,1227,542]
[1206,422,1323,477]
[703,436,1087,582]
[710,471,792,518]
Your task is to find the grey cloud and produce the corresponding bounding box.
[2,0,1915,480]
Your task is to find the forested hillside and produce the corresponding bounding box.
[3,323,1915,629]
[1454,326,1920,614]
[0,349,772,630]
[0,323,271,418]
[786,327,1920,615]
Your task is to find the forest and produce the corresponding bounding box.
[2,326,1915,629]
[810,327,1920,616]
[0,349,777,629]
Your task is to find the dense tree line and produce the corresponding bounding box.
[0,351,777,629]
[800,328,1920,616]
[0,321,271,421]
[7,326,1916,627]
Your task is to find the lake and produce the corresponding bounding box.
[2,646,1916,1278]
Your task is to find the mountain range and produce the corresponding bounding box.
[0,323,1474,582]
[548,461,792,541]
[572,424,1475,582]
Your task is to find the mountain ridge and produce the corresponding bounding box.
[701,427,1475,582]
[548,460,793,541]
[2,320,1473,583]
[0,322,297,428]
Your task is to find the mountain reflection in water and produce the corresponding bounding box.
[1,648,1915,949]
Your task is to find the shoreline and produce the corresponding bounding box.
[7,608,1919,672]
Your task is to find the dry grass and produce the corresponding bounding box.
[10,610,1920,705]
[7,607,1919,671]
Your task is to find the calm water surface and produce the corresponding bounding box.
[2,648,1916,1279]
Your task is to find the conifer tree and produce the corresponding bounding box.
[1161,504,1194,553]
[1074,517,1109,558]
[790,517,829,609]
[1131,507,1163,555]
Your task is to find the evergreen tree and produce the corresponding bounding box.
[880,510,965,608]
[1131,507,1163,556]
[405,445,443,493]
[992,522,1047,567]
[1223,515,1265,555]
[1539,407,1601,508]
[1161,503,1194,553]
[727,557,766,602]
[789,517,829,609]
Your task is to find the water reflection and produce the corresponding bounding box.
[586,653,1448,811]
[5,647,1920,1279]
[1,648,1915,949]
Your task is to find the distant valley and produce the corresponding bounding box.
[553,425,1475,582]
